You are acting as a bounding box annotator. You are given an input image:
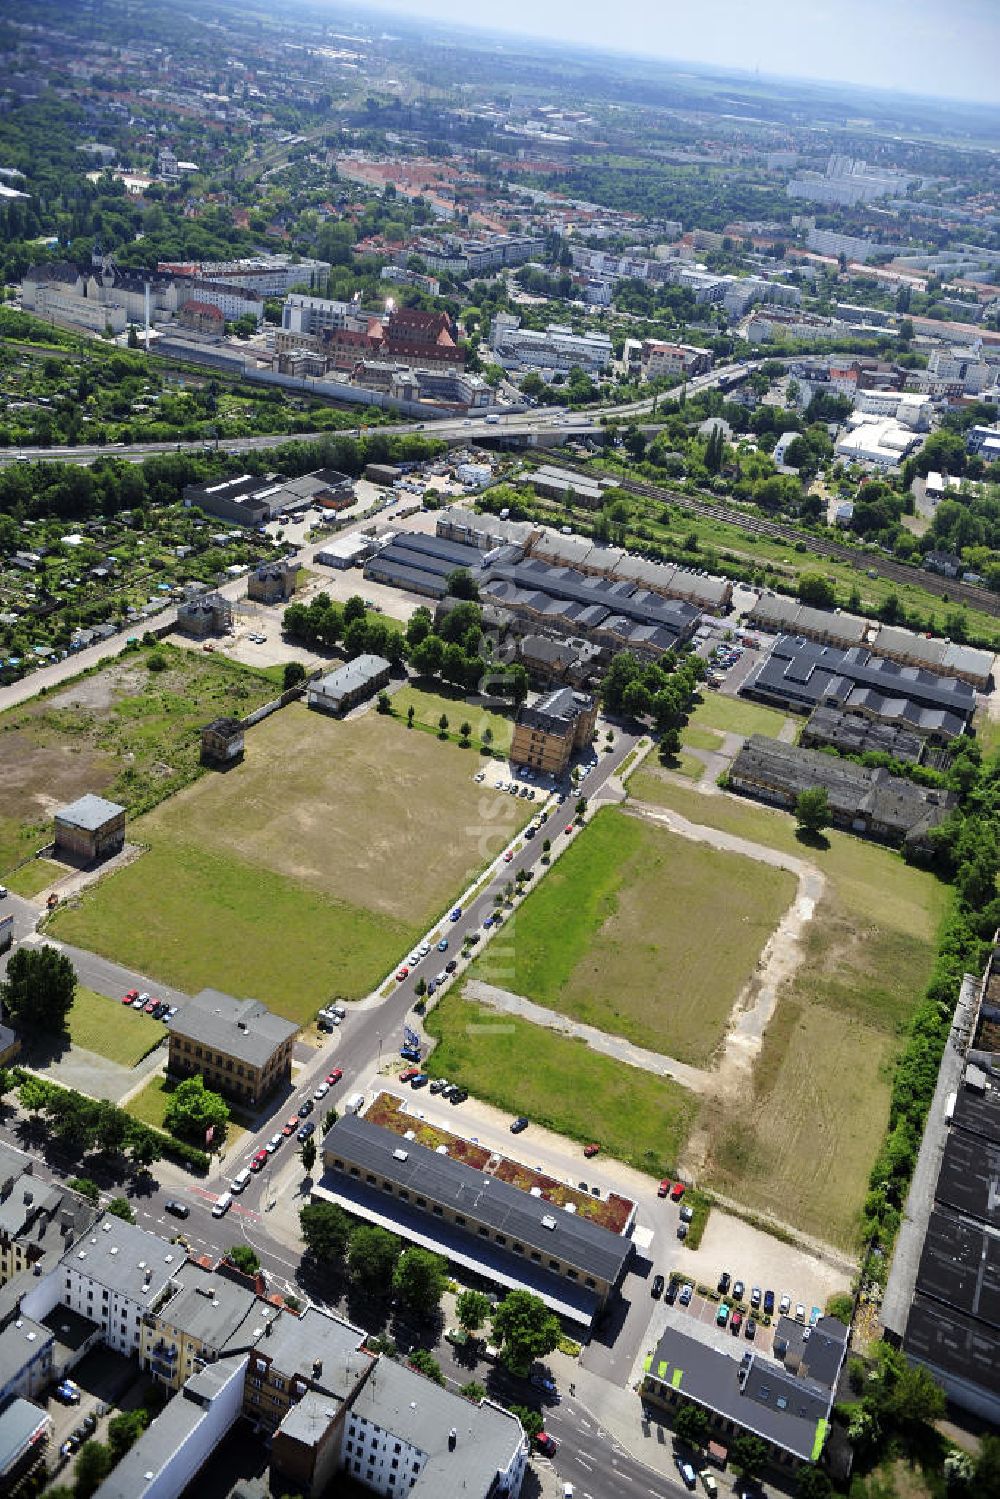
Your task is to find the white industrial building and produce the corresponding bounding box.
[488,313,613,375]
[835,415,923,470]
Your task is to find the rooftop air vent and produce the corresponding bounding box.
[541,1214,557,1230]
[392,1148,409,1162]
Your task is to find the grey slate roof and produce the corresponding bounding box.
[168,988,298,1069]
[0,1399,50,1478]
[516,686,594,736]
[153,1265,261,1352]
[0,1313,52,1391]
[54,793,125,831]
[254,1305,366,1388]
[326,1114,631,1284]
[645,1323,842,1462]
[66,1214,181,1302]
[346,1356,525,1498]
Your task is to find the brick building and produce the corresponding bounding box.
[53,795,126,862]
[167,989,298,1108]
[510,687,598,775]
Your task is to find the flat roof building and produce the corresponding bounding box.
[167,988,298,1108]
[307,655,392,715]
[320,1112,631,1326]
[54,794,126,863]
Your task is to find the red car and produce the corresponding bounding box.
[536,1432,558,1458]
[671,1181,686,1201]
[395,966,409,982]
[503,850,514,862]
[583,1143,600,1158]
[143,997,158,1014]
[399,1067,420,1082]
[326,1068,343,1085]
[121,990,139,1005]
[250,1149,268,1172]
[565,824,575,834]
[282,1116,299,1137]
[658,1179,671,1198]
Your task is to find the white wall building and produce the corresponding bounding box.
[489,313,612,374]
[835,415,923,470]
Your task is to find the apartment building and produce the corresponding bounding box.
[164,255,330,298]
[282,294,371,339]
[511,686,598,775]
[23,1215,180,1357]
[641,341,713,380]
[247,559,298,605]
[141,1261,262,1392]
[489,313,613,375]
[167,989,298,1108]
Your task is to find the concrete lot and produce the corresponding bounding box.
[664,1211,851,1311]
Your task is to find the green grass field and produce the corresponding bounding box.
[124,1074,173,1130]
[3,859,66,898]
[0,643,280,877]
[474,807,796,1067]
[391,684,515,754]
[625,768,948,1245]
[685,694,792,740]
[663,749,706,780]
[681,725,725,752]
[425,990,698,1177]
[51,707,532,1021]
[69,988,165,1068]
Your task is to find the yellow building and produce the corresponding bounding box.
[141,1262,262,1392]
[510,687,598,776]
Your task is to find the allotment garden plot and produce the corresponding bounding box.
[51,705,531,1021]
[471,805,798,1069]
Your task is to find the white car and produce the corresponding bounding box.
[313,1082,330,1100]
[266,1133,283,1153]
[779,1294,791,1316]
[417,941,431,958]
[0,886,7,898]
[407,950,422,966]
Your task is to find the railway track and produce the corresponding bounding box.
[554,454,1000,621]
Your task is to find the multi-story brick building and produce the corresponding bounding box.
[510,686,598,775]
[167,989,298,1109]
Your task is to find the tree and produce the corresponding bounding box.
[300,1136,317,1174]
[509,1404,543,1441]
[482,726,493,752]
[659,727,682,761]
[347,1225,401,1297]
[226,1245,260,1277]
[456,1289,491,1333]
[731,1433,769,1479]
[73,1441,113,1498]
[299,1201,351,1267]
[446,568,479,601]
[282,661,306,690]
[407,705,415,729]
[794,1467,833,1499]
[795,787,831,835]
[392,1247,449,1319]
[343,594,366,625]
[674,1402,709,1449]
[459,721,472,745]
[107,1197,134,1223]
[68,1177,100,1205]
[0,945,76,1032]
[437,713,449,738]
[376,691,392,715]
[407,1348,445,1385]
[163,1075,229,1146]
[459,1380,487,1402]
[491,1290,560,1374]
[107,1409,150,1461]
[797,573,836,610]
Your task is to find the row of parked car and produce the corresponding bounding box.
[121,988,176,1022]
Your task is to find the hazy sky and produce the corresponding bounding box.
[350,0,999,105]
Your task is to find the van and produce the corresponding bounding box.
[212,1192,232,1218]
[678,1463,697,1490]
[345,1093,365,1115]
[231,1168,252,1194]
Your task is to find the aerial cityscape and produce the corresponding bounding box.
[0,2,998,1497]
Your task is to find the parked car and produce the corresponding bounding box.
[583,1143,600,1158]
[779,1294,791,1316]
[745,1317,757,1341]
[717,1272,731,1295]
[679,1205,694,1223]
[679,1284,694,1307]
[795,1304,806,1323]
[250,1149,268,1172]
[143,997,158,1014]
[121,990,139,1005]
[164,1200,190,1219]
[651,1274,665,1299]
[510,1116,529,1134]
[665,1279,679,1306]
[449,1087,468,1104]
[700,1471,719,1498]
[429,1079,448,1095]
[282,1116,299,1137]
[411,1074,429,1089]
[54,1381,81,1405]
[298,1099,314,1117]
[399,1068,420,1083]
[677,1223,688,1241]
[450,907,462,922]
[677,1462,698,1490]
[326,1069,343,1085]
[536,1432,558,1458]
[670,1181,686,1201]
[763,1290,775,1316]
[313,1082,329,1100]
[297,1121,315,1142]
[716,1304,730,1327]
[212,1193,232,1218]
[395,966,409,982]
[731,1311,743,1335]
[400,1046,421,1063]
[445,959,458,973]
[658,1179,671,1198]
[733,1280,745,1302]
[530,1373,557,1396]
[751,1287,762,1309]
[266,1133,283,1153]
